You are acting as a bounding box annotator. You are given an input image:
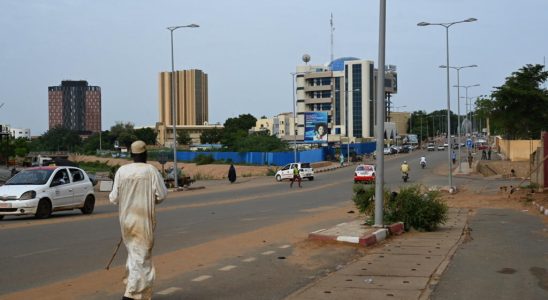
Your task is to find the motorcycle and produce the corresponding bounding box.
[402,172,409,182]
[420,161,426,169]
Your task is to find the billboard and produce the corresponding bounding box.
[304,112,328,143]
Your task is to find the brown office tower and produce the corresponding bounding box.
[159,69,208,126]
[48,81,101,134]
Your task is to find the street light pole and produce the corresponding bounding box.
[441,64,477,173]
[418,17,477,192]
[374,0,386,227]
[291,72,297,163]
[167,24,199,188]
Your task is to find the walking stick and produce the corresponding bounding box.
[105,237,123,270]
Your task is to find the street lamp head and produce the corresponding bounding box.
[167,24,200,31]
[417,22,430,26]
[439,65,448,68]
[468,64,478,68]
[464,18,478,23]
[187,24,200,28]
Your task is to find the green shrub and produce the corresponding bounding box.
[194,154,215,165]
[385,186,448,231]
[266,168,277,176]
[352,184,377,216]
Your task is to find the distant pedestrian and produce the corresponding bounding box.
[481,149,487,160]
[488,147,492,160]
[451,151,456,165]
[468,152,473,168]
[109,140,168,300]
[340,153,344,167]
[228,164,237,183]
[290,165,301,188]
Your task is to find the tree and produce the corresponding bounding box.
[478,64,548,139]
[200,128,223,144]
[39,127,82,151]
[110,122,137,148]
[231,134,289,152]
[135,127,157,145]
[177,130,192,145]
[223,114,257,132]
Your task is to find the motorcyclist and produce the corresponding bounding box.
[419,156,427,168]
[400,161,410,178]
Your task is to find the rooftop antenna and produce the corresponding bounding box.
[330,13,335,69]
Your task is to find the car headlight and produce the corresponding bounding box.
[19,191,37,200]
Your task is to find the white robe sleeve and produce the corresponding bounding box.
[109,168,120,205]
[153,168,168,204]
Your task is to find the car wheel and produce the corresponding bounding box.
[275,174,282,182]
[80,195,95,215]
[35,199,52,219]
[308,177,314,181]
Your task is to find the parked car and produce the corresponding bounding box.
[427,143,436,151]
[0,166,95,220]
[437,145,445,151]
[275,162,314,181]
[354,164,376,184]
[383,147,392,155]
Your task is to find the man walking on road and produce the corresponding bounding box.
[290,165,301,188]
[109,140,168,300]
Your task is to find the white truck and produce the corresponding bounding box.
[275,162,314,181]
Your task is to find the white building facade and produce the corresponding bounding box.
[294,57,381,143]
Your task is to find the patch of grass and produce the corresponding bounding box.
[192,172,214,181]
[242,173,252,177]
[77,160,112,173]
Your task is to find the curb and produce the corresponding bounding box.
[532,201,548,216]
[308,221,405,247]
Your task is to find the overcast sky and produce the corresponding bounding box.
[1,0,546,135]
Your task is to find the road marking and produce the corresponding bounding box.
[242,257,256,262]
[261,250,275,255]
[14,248,60,258]
[192,275,212,282]
[156,287,182,295]
[336,222,347,226]
[219,265,237,271]
[279,244,291,249]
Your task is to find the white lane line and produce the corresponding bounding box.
[219,265,237,271]
[279,244,291,249]
[14,248,60,258]
[156,287,182,295]
[191,275,212,282]
[242,257,256,262]
[261,250,276,255]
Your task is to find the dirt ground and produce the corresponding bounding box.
[442,185,548,221]
[69,154,272,180]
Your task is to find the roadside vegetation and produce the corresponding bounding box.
[353,184,448,231]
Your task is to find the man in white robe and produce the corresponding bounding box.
[109,140,168,300]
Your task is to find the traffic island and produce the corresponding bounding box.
[308,220,404,247]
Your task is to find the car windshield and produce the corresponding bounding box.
[5,169,54,185]
[300,163,311,168]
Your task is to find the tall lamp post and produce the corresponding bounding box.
[418,17,477,192]
[290,72,299,162]
[167,24,199,188]
[440,64,477,173]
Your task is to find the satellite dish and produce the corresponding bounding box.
[302,54,311,64]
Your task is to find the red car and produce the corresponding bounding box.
[354,164,376,184]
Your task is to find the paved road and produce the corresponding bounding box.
[0,149,458,299]
[431,208,548,300]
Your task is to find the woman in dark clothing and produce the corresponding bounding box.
[228,164,237,183]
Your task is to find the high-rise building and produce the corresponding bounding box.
[158,69,208,126]
[48,80,101,134]
[293,57,397,143]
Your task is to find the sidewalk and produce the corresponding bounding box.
[286,208,468,300]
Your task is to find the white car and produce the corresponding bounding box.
[0,166,95,219]
[275,162,314,181]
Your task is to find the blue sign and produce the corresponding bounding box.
[466,139,473,149]
[304,112,328,143]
